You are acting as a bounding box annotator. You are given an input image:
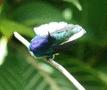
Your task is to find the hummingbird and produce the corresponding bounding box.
[29,22,86,59]
[13,22,86,90]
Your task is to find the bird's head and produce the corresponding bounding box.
[29,33,55,57]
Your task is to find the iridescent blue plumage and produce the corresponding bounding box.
[29,34,56,58]
[29,22,86,59]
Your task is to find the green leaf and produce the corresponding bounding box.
[56,54,107,90]
[11,1,64,26]
[0,19,34,38]
[79,0,107,45]
[0,42,77,90]
[1,0,107,90]
[0,2,3,15]
[64,0,82,11]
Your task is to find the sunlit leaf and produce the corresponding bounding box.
[0,19,34,37]
[0,36,8,65]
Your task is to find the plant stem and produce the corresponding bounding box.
[14,32,30,48]
[48,59,85,90]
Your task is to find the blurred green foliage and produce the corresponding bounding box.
[0,0,107,90]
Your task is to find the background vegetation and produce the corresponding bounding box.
[0,0,107,90]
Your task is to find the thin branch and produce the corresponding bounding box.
[48,59,85,90]
[14,32,30,48]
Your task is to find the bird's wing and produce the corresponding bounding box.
[64,25,86,44]
[50,24,86,45]
[34,22,86,44]
[33,22,69,36]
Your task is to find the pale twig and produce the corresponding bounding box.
[14,32,34,56]
[14,32,30,48]
[48,59,85,90]
[14,32,85,90]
